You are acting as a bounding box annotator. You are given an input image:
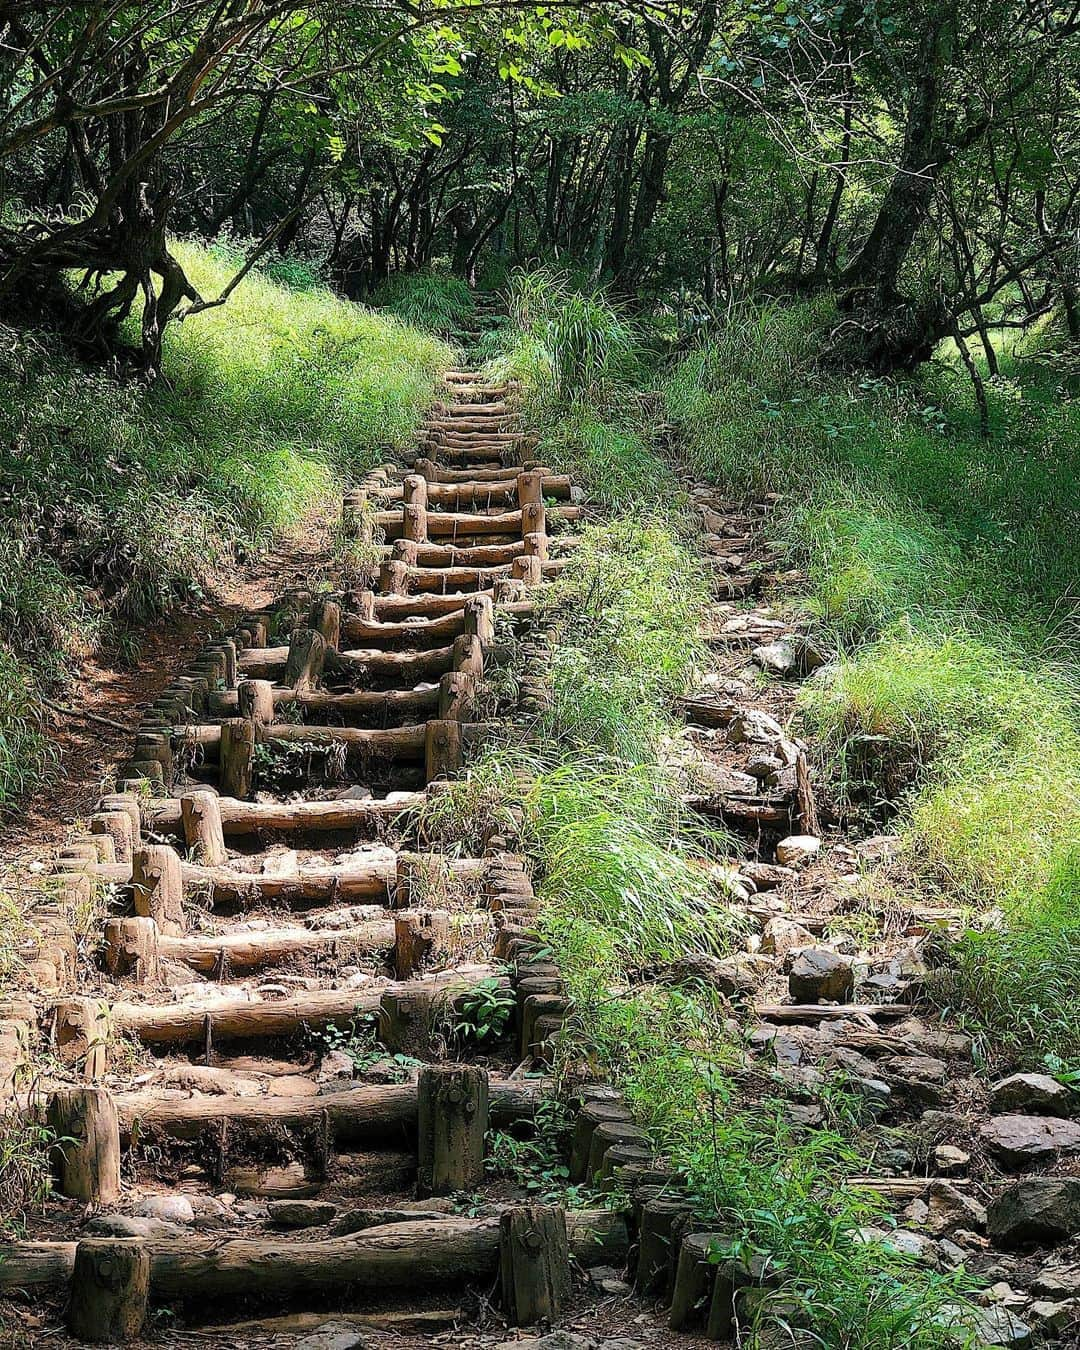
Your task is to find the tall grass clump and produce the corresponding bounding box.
[0,238,452,808]
[371,269,475,332]
[483,268,668,506]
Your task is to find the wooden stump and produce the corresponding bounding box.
[132,845,186,935]
[102,917,159,983]
[569,1100,632,1182]
[67,1239,149,1343]
[47,1087,121,1204]
[499,1203,571,1326]
[309,598,341,650]
[403,501,428,543]
[220,718,256,798]
[417,1064,489,1197]
[394,910,449,979]
[90,811,134,866]
[438,672,476,721]
[520,500,546,537]
[180,790,227,866]
[523,530,548,561]
[516,469,544,509]
[52,998,110,1079]
[426,719,463,782]
[463,595,494,644]
[452,634,484,678]
[585,1119,650,1184]
[378,988,434,1056]
[283,628,327,692]
[511,555,543,587]
[380,560,410,595]
[670,1231,721,1331]
[635,1194,693,1296]
[238,678,275,725]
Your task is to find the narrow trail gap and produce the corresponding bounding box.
[0,298,1056,1350]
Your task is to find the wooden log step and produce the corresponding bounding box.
[155,919,396,974]
[240,643,455,683]
[114,1075,547,1144]
[756,1003,914,1023]
[142,792,424,840]
[110,966,499,1045]
[0,1210,626,1301]
[416,463,543,484]
[210,685,440,724]
[173,723,430,765]
[340,602,533,649]
[178,853,484,910]
[379,477,573,508]
[372,591,489,619]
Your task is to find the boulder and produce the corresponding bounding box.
[987,1178,1080,1248]
[990,1072,1075,1119]
[728,709,785,745]
[980,1115,1080,1169]
[788,948,853,1003]
[132,1194,195,1224]
[775,835,821,868]
[967,1305,1033,1347]
[1033,1265,1080,1298]
[1027,1299,1078,1335]
[267,1199,338,1229]
[85,1214,185,1240]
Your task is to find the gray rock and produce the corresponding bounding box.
[991,1072,1076,1118]
[968,1304,1033,1347]
[981,1115,1080,1168]
[740,861,794,891]
[317,1049,356,1084]
[267,1199,338,1229]
[788,947,853,1003]
[330,1207,451,1236]
[775,834,821,867]
[761,917,815,959]
[132,1194,195,1224]
[85,1214,185,1240]
[752,639,798,677]
[1027,1300,1078,1335]
[855,834,904,863]
[494,1336,595,1350]
[746,752,783,782]
[1034,1264,1080,1298]
[987,1178,1080,1248]
[729,709,785,745]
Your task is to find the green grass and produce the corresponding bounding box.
[0,239,452,809]
[370,270,476,333]
[662,298,1080,1067]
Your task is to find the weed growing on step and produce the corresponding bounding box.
[0,1101,55,1237]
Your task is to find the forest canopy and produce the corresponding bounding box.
[2,1,1079,374]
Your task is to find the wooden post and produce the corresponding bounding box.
[452,634,484,678]
[586,1119,650,1185]
[414,456,439,481]
[283,627,326,692]
[180,790,227,866]
[102,918,159,983]
[520,500,546,537]
[46,1087,121,1204]
[426,719,463,781]
[438,672,476,721]
[90,811,134,866]
[569,1100,633,1182]
[309,599,341,651]
[392,539,420,566]
[378,988,434,1057]
[500,1204,571,1326]
[516,470,544,509]
[417,1064,489,1198]
[636,1195,694,1297]
[493,578,527,605]
[464,595,494,645]
[97,794,142,852]
[380,560,410,594]
[523,530,548,561]
[511,555,543,587]
[67,1239,150,1343]
[132,845,186,936]
[394,910,450,979]
[670,1231,722,1332]
[52,999,110,1079]
[220,718,256,798]
[238,677,275,725]
[403,475,428,543]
